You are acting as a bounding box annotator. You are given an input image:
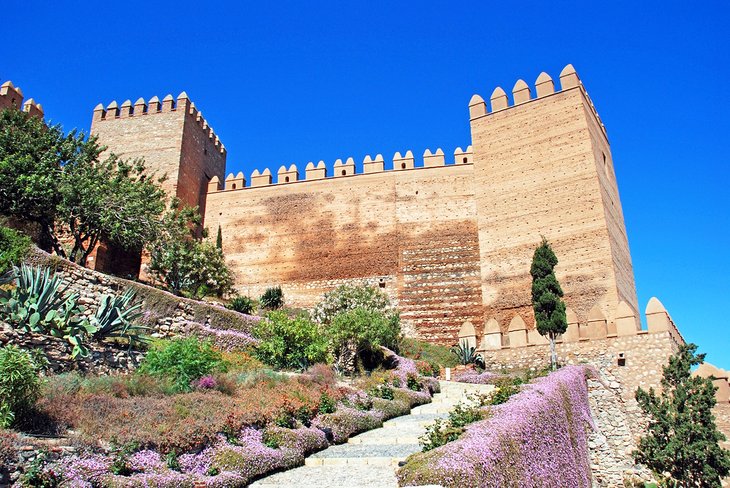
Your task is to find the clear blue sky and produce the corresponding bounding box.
[4,1,729,367]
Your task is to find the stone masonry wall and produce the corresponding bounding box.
[205,162,483,343]
[468,69,638,334]
[24,247,258,338]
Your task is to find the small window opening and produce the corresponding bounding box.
[285,176,290,182]
[415,190,419,195]
[401,163,406,169]
[341,170,346,176]
[379,279,386,289]
[204,148,208,155]
[463,157,468,163]
[232,184,236,190]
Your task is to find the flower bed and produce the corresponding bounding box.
[20,355,438,486]
[397,365,595,488]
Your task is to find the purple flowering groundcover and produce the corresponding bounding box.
[397,365,596,488]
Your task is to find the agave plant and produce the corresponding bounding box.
[451,340,484,367]
[0,264,95,358]
[0,265,69,330]
[91,289,149,349]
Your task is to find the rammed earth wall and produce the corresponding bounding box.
[23,247,258,339]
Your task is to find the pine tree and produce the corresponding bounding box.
[635,343,730,487]
[530,237,567,370]
[216,225,223,250]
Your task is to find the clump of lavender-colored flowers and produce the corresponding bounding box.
[452,369,504,385]
[397,365,596,488]
[312,406,384,443]
[183,321,259,352]
[191,375,218,390]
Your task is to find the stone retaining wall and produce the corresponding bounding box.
[0,323,143,375]
[23,247,258,338]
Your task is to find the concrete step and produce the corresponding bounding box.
[305,456,405,467]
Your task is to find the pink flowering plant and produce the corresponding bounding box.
[398,365,596,488]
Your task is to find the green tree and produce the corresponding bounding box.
[0,108,168,265]
[634,343,730,487]
[216,225,223,250]
[312,284,395,325]
[530,237,567,370]
[148,201,233,297]
[57,154,167,265]
[0,109,66,250]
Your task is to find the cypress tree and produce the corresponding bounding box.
[634,343,730,487]
[216,225,223,250]
[530,237,567,370]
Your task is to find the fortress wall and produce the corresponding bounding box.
[178,102,226,216]
[470,82,631,333]
[90,96,226,214]
[91,103,185,199]
[583,98,638,315]
[204,163,483,342]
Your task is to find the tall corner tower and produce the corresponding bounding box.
[90,93,227,219]
[468,64,638,331]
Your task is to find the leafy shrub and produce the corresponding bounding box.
[369,383,395,400]
[0,264,97,358]
[253,311,328,370]
[92,288,149,349]
[0,345,42,427]
[227,295,255,314]
[326,307,400,373]
[318,392,337,414]
[148,202,233,298]
[312,284,394,325]
[259,286,283,310]
[450,339,484,367]
[407,374,423,391]
[371,397,411,420]
[138,338,226,392]
[420,417,464,451]
[399,337,458,368]
[0,225,31,274]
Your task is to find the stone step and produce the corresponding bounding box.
[305,456,405,467]
[348,436,420,445]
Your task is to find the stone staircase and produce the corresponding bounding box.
[250,381,493,488]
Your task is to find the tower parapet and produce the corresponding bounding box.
[91,91,227,217]
[0,80,44,117]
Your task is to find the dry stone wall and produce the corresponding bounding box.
[24,247,258,338]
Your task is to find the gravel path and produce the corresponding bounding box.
[250,381,493,488]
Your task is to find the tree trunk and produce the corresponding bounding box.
[549,334,558,371]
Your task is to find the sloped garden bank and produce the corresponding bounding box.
[397,365,595,488]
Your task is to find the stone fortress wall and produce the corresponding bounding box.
[0,80,44,117]
[195,65,639,345]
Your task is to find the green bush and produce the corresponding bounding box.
[0,226,31,275]
[419,395,488,451]
[0,345,42,427]
[227,295,256,315]
[137,338,226,392]
[326,307,401,373]
[259,286,284,310]
[399,338,458,368]
[253,311,328,370]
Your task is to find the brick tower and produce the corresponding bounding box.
[90,93,226,218]
[468,65,638,333]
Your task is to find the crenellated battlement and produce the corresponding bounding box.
[466,296,684,354]
[468,64,607,140]
[0,80,44,117]
[93,92,226,155]
[208,145,474,192]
